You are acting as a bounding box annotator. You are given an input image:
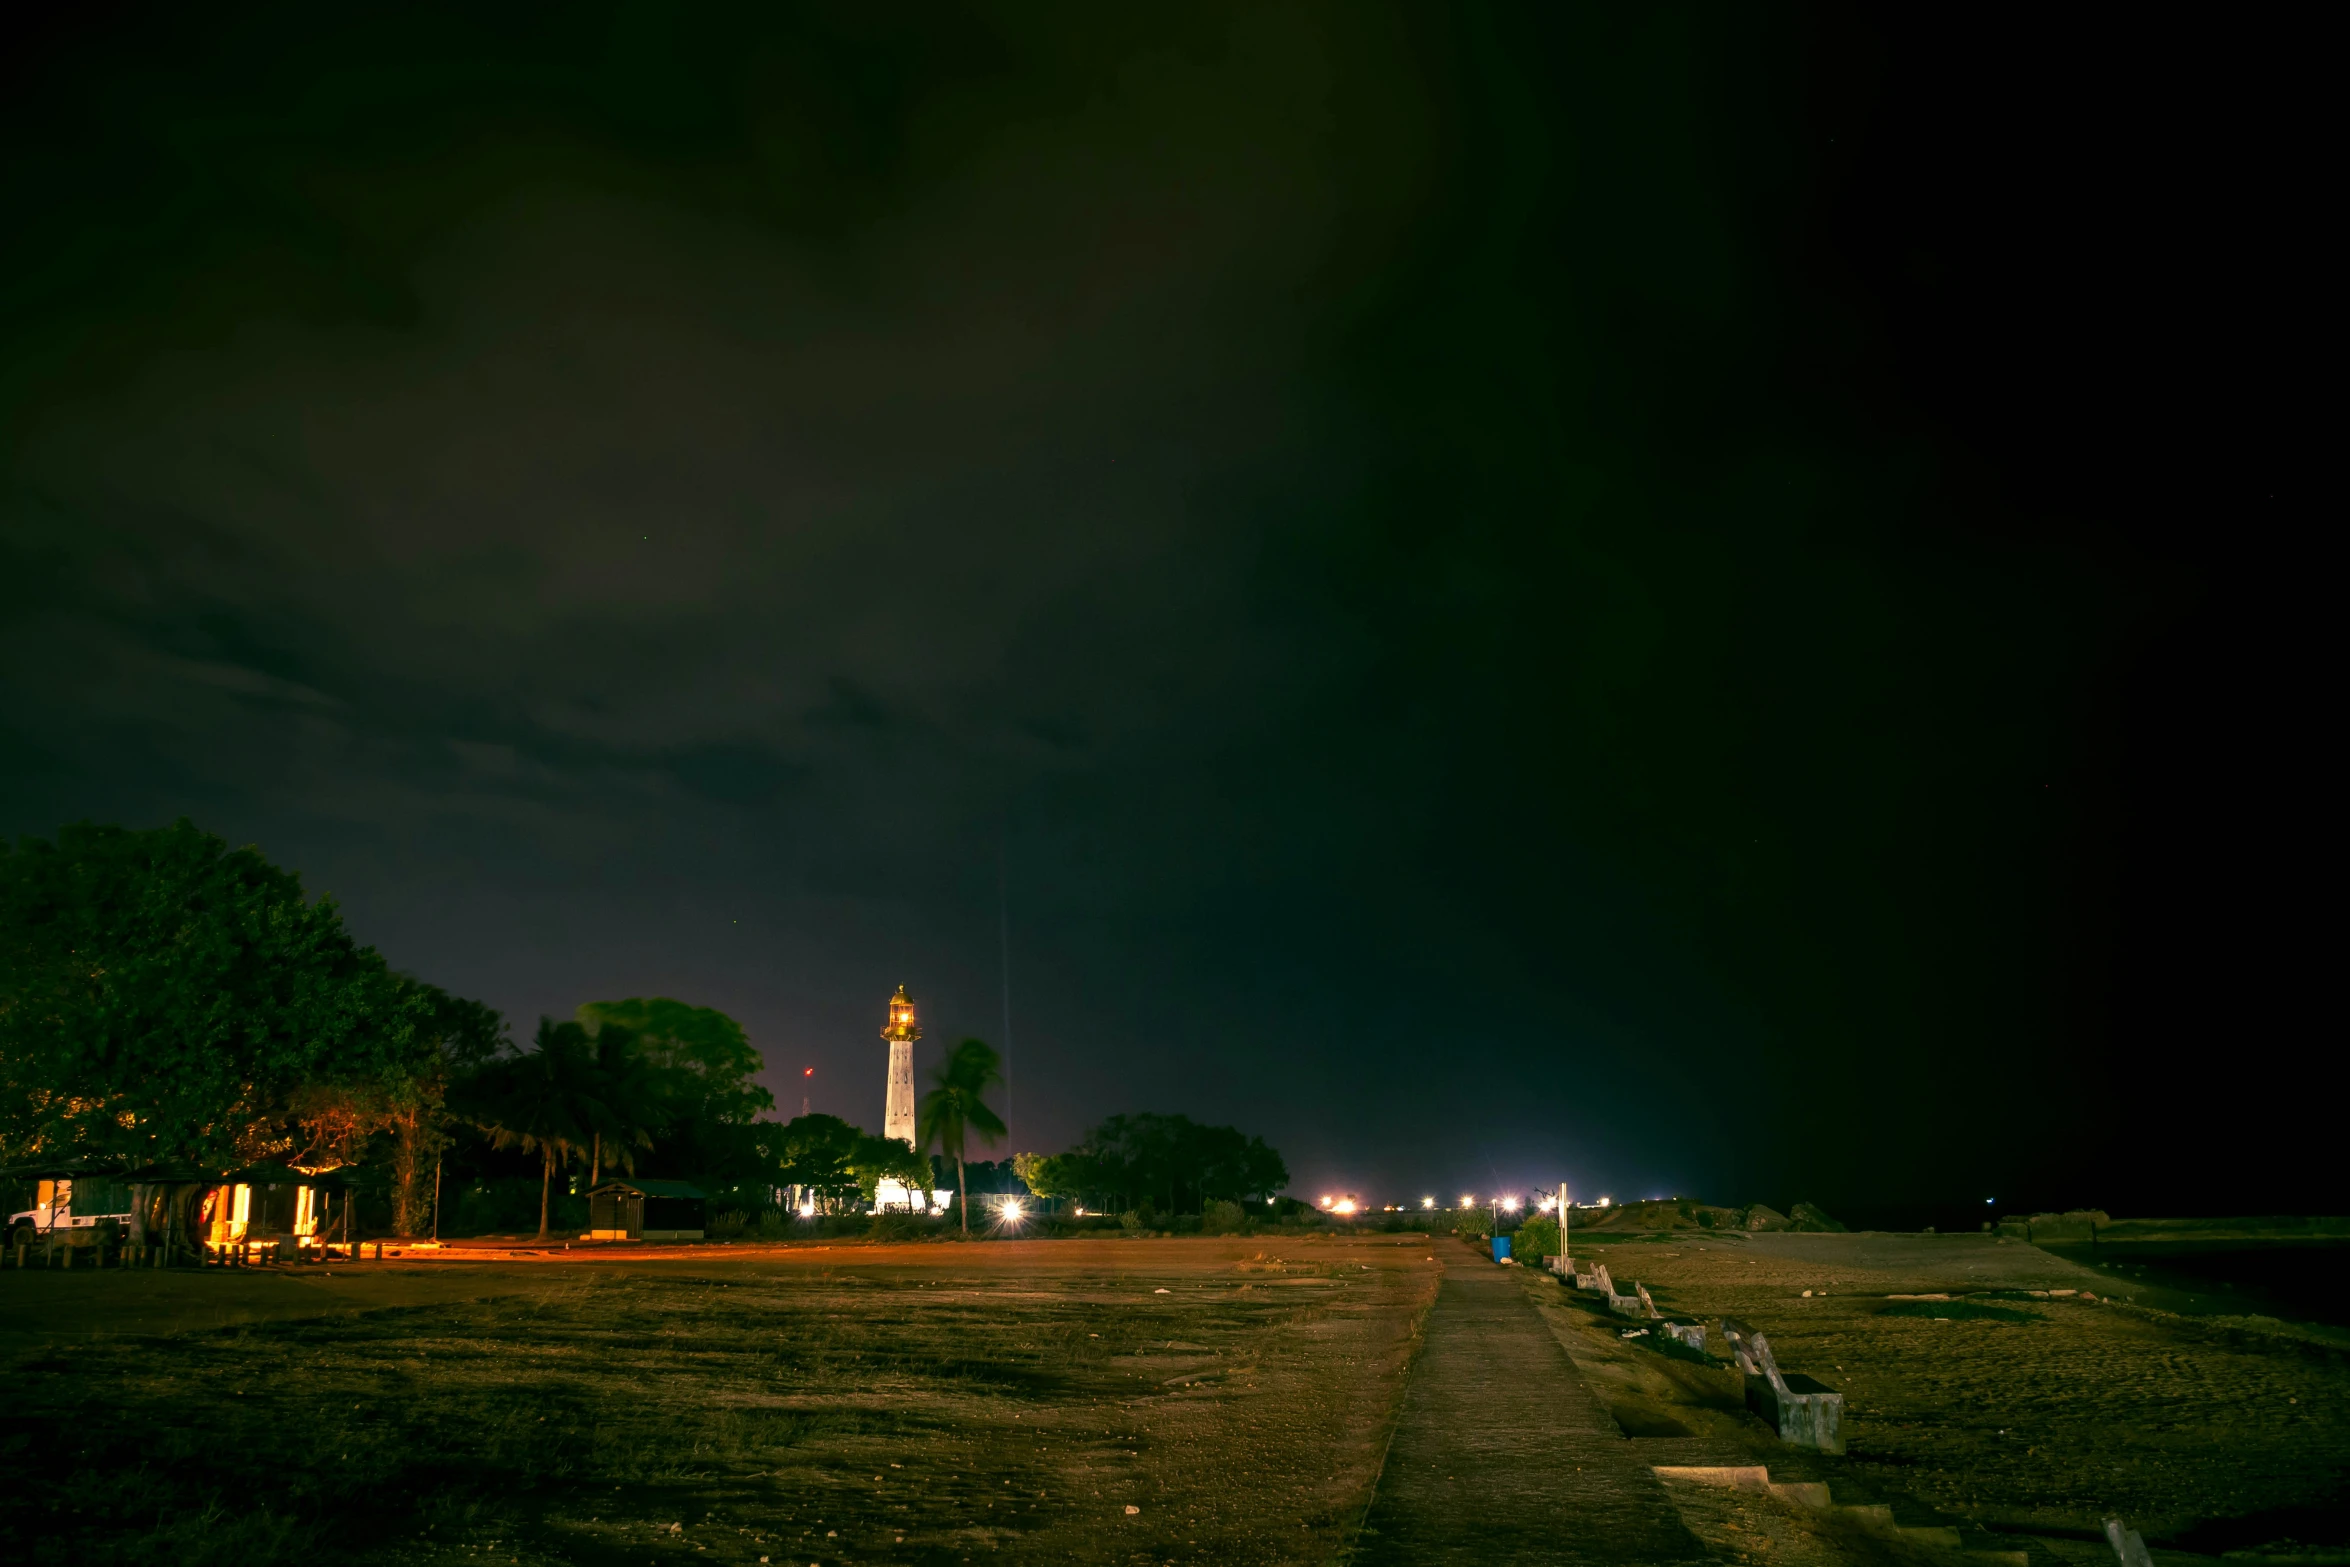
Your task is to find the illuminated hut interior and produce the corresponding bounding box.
[195,1166,358,1259]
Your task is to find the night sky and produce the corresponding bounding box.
[2,7,2328,1221]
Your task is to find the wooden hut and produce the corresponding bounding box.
[195,1165,354,1260]
[588,1177,709,1241]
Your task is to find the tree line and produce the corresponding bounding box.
[1013,1112,1287,1217]
[2,820,1286,1237]
[0,821,799,1234]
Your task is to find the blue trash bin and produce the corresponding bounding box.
[1490,1235,1512,1263]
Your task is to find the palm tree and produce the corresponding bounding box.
[583,1022,659,1188]
[918,1038,1007,1235]
[456,1019,600,1238]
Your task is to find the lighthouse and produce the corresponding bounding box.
[881,983,920,1146]
[875,985,930,1213]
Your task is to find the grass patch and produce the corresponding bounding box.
[1878,1299,2040,1324]
[0,1245,1431,1565]
[1622,1325,1723,1367]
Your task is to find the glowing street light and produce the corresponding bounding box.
[1334,1198,1358,1215]
[1460,1193,1477,1208]
[1500,1194,1520,1212]
[1422,1197,1436,1209]
[1598,1196,1612,1208]
[999,1198,1026,1224]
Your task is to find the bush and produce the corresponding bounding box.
[755,1210,790,1240]
[708,1209,749,1239]
[1201,1200,1246,1234]
[1513,1216,1562,1261]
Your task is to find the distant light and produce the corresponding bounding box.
[1074,1206,1085,1216]
[1598,1196,1612,1208]
[1461,1193,1477,1208]
[1334,1198,1358,1215]
[1000,1199,1025,1223]
[804,1067,814,1077]
[1319,1195,1334,1209]
[1986,1197,1995,1204]
[1422,1197,1436,1209]
[1537,1196,1557,1212]
[1501,1195,1520,1212]
[1266,1197,1277,1204]
[798,1201,815,1217]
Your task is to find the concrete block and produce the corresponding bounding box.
[1652,1465,1772,1490]
[2103,1516,2154,1567]
[1746,1371,1844,1454]
[1722,1317,1845,1455]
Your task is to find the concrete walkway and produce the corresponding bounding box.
[1353,1261,1716,1565]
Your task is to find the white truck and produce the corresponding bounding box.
[7,1174,135,1249]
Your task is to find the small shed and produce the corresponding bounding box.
[589,1177,709,1241]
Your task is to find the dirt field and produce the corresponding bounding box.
[1562,1231,2350,1564]
[0,1236,1436,1567]
[9,1229,2347,1565]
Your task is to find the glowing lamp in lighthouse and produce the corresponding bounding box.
[883,986,921,1047]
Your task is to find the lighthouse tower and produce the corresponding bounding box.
[875,985,927,1212]
[881,984,920,1146]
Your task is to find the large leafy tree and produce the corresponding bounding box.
[918,1038,1007,1234]
[773,1112,864,1213]
[0,819,442,1168]
[294,983,508,1234]
[389,989,507,1234]
[848,1130,933,1208]
[1028,1113,1288,1215]
[1012,1151,1085,1204]
[575,998,771,1122]
[575,998,775,1184]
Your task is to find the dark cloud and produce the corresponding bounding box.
[2,4,2329,1218]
